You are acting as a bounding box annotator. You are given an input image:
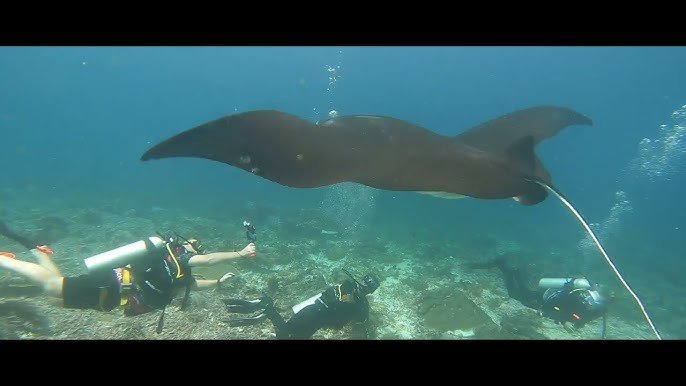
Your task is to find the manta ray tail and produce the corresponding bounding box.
[455,106,594,205]
[534,180,662,340]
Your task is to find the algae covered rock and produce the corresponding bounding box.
[418,289,498,335]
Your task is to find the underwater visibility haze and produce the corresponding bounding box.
[1,46,685,340]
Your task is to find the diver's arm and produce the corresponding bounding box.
[193,279,219,290]
[187,243,256,266]
[193,272,236,290]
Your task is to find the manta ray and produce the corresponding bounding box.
[140,106,662,339]
[142,106,587,205]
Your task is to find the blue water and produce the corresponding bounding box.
[2,46,685,338]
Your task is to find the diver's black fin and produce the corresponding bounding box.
[223,297,273,313]
[222,311,268,327]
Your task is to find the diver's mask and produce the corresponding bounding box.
[360,273,380,295]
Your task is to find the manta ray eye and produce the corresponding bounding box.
[239,155,251,164]
[296,154,304,161]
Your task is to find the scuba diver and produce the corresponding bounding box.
[223,270,380,339]
[0,221,256,332]
[468,256,615,338]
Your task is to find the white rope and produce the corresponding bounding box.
[536,181,662,340]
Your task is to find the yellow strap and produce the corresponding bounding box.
[122,268,132,285]
[165,243,184,279]
[119,268,133,307]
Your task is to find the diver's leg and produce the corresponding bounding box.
[0,254,63,297]
[495,259,540,310]
[283,303,326,339]
[61,272,120,311]
[30,248,62,276]
[262,305,289,339]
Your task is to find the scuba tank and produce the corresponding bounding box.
[291,268,359,315]
[538,277,592,290]
[291,292,324,314]
[84,236,166,272]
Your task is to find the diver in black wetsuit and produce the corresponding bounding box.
[469,256,614,337]
[223,271,380,339]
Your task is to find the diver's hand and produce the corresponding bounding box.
[219,272,236,284]
[239,243,256,258]
[217,272,236,289]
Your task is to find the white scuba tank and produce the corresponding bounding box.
[84,236,166,272]
[538,277,592,290]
